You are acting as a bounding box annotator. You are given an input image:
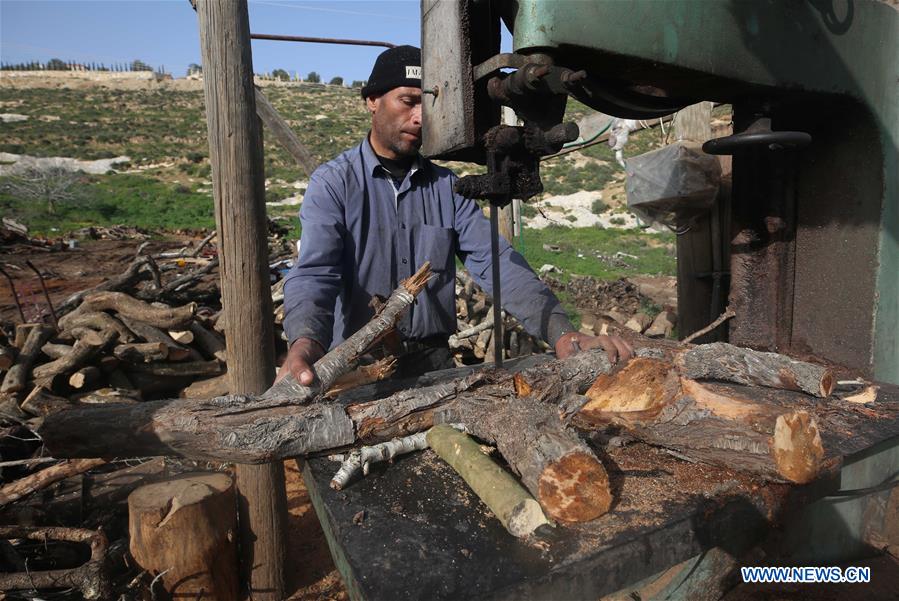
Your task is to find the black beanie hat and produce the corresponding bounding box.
[361,45,421,99]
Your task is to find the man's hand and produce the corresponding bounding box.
[554,331,634,364]
[276,337,326,385]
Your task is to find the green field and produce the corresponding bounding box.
[0,83,678,285]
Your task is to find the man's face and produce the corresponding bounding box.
[367,86,422,158]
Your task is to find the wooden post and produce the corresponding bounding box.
[195,1,287,598]
[673,102,723,341]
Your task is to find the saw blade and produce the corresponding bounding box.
[489,203,503,367]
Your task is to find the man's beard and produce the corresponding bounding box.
[388,131,421,157]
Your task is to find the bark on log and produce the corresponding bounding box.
[181,374,230,399]
[68,291,196,329]
[427,424,548,537]
[41,342,74,360]
[0,459,107,507]
[126,359,223,378]
[113,342,169,363]
[676,342,834,397]
[439,391,612,522]
[2,325,54,394]
[58,312,133,343]
[120,316,204,362]
[0,344,16,370]
[188,321,227,361]
[31,329,117,382]
[13,324,36,349]
[65,327,109,346]
[128,472,239,601]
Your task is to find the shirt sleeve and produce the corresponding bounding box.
[452,185,574,347]
[282,170,345,350]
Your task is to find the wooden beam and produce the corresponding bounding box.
[195,1,286,598]
[254,87,319,178]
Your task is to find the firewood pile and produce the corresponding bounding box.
[450,270,547,364]
[544,274,678,339]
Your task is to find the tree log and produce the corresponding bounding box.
[0,459,107,507]
[181,374,230,399]
[1,325,54,394]
[58,311,133,343]
[31,329,118,382]
[14,324,44,349]
[675,342,834,397]
[169,329,194,344]
[188,321,227,361]
[262,262,433,401]
[427,424,549,537]
[113,342,169,363]
[128,472,239,601]
[125,359,223,378]
[38,337,894,495]
[41,341,74,360]
[120,315,204,362]
[0,344,16,370]
[69,291,196,329]
[68,366,102,390]
[579,357,830,483]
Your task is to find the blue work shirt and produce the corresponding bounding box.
[282,135,573,351]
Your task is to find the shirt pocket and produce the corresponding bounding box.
[414,223,455,274]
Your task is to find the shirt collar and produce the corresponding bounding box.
[362,132,423,180]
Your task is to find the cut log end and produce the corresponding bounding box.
[538,451,611,522]
[772,411,825,484]
[581,357,680,423]
[507,498,549,538]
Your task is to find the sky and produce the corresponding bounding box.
[0,0,429,82]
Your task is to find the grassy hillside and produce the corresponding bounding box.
[0,83,678,281]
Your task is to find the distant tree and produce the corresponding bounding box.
[272,68,290,81]
[131,59,153,72]
[187,63,202,76]
[1,168,82,215]
[306,71,321,83]
[350,80,366,89]
[329,76,344,86]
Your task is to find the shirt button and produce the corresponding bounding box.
[402,258,408,264]
[400,222,406,229]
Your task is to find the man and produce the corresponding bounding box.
[279,45,632,385]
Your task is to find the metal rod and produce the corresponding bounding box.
[489,204,503,367]
[250,33,395,48]
[0,266,26,323]
[25,260,58,330]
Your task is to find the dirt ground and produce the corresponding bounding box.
[0,237,188,324]
[283,462,347,600]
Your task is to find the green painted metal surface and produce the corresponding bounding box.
[511,0,898,382]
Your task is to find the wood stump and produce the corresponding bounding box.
[128,472,239,600]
